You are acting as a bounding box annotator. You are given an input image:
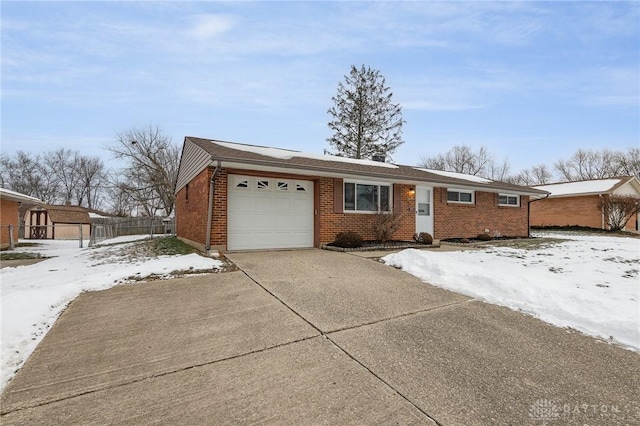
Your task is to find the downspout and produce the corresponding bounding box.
[205,159,222,255]
[599,194,605,230]
[527,193,550,238]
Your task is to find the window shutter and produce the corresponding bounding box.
[393,184,402,212]
[333,178,343,213]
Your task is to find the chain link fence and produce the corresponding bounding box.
[1,217,175,250]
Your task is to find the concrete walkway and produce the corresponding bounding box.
[2,249,638,425]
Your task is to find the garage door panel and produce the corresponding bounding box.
[228,175,314,250]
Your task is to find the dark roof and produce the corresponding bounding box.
[42,205,91,224]
[187,136,547,195]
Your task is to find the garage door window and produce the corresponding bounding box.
[344,181,391,212]
[234,178,249,189]
[278,181,289,191]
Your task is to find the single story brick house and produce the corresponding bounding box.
[531,176,640,231]
[0,188,43,249]
[175,137,547,252]
[24,203,91,240]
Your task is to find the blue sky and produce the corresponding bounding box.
[2,1,638,172]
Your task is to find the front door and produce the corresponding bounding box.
[415,186,433,236]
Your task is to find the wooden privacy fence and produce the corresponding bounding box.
[89,217,175,247]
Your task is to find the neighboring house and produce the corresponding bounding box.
[175,137,547,252]
[0,188,43,249]
[24,203,91,240]
[531,176,640,231]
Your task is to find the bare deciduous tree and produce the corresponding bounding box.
[508,164,553,186]
[0,151,59,203]
[45,149,82,204]
[103,172,135,217]
[419,145,510,180]
[600,195,640,231]
[555,149,622,181]
[107,125,180,216]
[75,156,106,209]
[616,147,640,178]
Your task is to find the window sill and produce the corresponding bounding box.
[446,202,475,206]
[343,210,391,214]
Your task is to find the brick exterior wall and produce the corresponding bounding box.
[0,199,19,249]
[175,167,228,250]
[176,168,532,250]
[317,178,415,244]
[530,194,639,231]
[433,188,530,239]
[529,195,603,229]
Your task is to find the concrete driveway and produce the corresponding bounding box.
[2,249,638,425]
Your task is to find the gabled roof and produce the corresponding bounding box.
[176,137,547,196]
[0,188,44,204]
[29,204,91,224]
[533,176,640,198]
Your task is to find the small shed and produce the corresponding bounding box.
[0,188,43,249]
[24,203,91,240]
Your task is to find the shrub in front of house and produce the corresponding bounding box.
[413,232,433,245]
[333,231,364,248]
[476,233,492,241]
[371,210,402,243]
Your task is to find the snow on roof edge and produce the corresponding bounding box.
[533,178,624,197]
[414,168,493,184]
[0,188,43,203]
[213,140,399,169]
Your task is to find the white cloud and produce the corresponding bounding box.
[187,14,236,39]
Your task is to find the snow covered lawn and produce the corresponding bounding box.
[1,236,224,390]
[383,231,639,352]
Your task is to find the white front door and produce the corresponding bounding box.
[415,185,433,236]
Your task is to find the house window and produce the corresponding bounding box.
[344,181,391,212]
[257,180,269,190]
[185,184,189,201]
[296,183,306,192]
[498,193,520,207]
[447,189,474,204]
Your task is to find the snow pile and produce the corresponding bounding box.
[383,232,639,351]
[1,238,223,390]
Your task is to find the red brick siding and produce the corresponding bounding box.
[530,194,639,231]
[433,188,529,239]
[0,199,19,249]
[211,170,228,246]
[318,178,415,244]
[177,168,533,249]
[176,167,217,248]
[529,195,603,229]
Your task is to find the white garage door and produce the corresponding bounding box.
[227,174,314,250]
